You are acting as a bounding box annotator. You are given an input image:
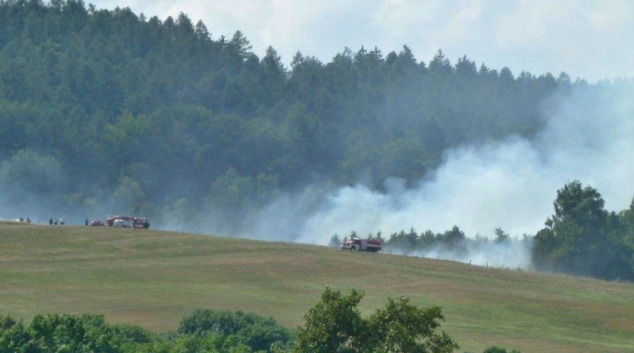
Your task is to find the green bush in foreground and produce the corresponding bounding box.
[482,346,521,353]
[0,288,520,352]
[292,287,459,353]
[0,313,153,353]
[178,309,292,352]
[0,311,289,353]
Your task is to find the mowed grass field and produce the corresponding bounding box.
[0,222,633,353]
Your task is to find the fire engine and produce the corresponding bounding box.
[105,216,150,229]
[341,236,382,252]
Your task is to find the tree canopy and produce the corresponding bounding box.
[532,181,634,280]
[0,0,572,224]
[292,287,459,353]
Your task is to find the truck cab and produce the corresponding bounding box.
[341,237,382,252]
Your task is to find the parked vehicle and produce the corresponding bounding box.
[341,236,382,252]
[89,219,105,226]
[105,216,150,229]
[112,219,130,228]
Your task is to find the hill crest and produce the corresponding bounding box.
[1,224,633,353]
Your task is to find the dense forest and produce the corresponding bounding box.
[0,0,572,220]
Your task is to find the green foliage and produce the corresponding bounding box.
[292,287,365,353]
[532,181,634,280]
[111,176,148,214]
[377,136,430,184]
[0,314,16,331]
[210,168,280,213]
[481,346,521,353]
[387,228,420,250]
[0,313,153,353]
[292,287,458,353]
[178,309,292,352]
[0,149,65,204]
[440,226,466,251]
[0,310,290,353]
[494,228,509,243]
[0,149,63,193]
[345,225,523,258]
[365,297,459,353]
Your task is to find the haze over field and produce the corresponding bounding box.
[2,1,634,271]
[187,82,634,269]
[89,0,634,82]
[292,84,634,240]
[6,82,629,268]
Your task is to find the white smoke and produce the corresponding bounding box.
[387,238,533,269]
[4,81,633,270]
[303,82,634,239]
[194,81,634,269]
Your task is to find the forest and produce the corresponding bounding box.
[0,0,569,215]
[1,0,633,281]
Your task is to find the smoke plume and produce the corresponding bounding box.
[3,82,634,270]
[181,82,634,269]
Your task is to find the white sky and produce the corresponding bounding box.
[88,0,634,82]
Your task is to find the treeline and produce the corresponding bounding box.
[332,226,530,261]
[0,0,573,220]
[0,288,519,353]
[334,181,634,281]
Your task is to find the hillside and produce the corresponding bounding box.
[0,0,569,228]
[0,222,632,353]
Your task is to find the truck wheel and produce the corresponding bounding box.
[351,245,357,251]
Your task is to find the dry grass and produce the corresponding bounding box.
[0,224,633,353]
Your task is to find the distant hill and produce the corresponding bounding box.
[0,0,573,223]
[0,223,632,353]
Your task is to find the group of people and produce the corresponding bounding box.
[18,217,31,223]
[49,218,65,225]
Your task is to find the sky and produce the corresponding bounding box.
[88,0,634,82]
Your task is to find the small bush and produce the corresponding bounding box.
[483,346,521,353]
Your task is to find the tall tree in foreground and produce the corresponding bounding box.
[532,181,634,280]
[291,287,458,353]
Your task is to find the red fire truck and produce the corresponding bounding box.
[341,236,382,252]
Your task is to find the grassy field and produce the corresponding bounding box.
[0,222,633,353]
